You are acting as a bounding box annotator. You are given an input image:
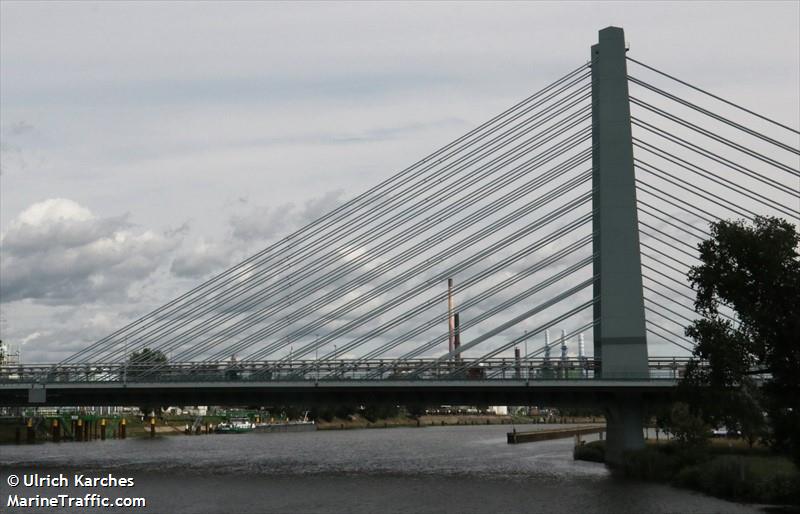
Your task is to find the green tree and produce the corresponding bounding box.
[683,216,799,462]
[667,401,710,447]
[126,348,168,417]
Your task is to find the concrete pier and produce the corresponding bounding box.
[604,394,645,465]
[507,425,605,444]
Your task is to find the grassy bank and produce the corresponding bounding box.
[574,440,800,505]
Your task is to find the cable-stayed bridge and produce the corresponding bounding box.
[2,27,797,462]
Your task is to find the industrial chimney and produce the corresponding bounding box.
[447,278,455,357]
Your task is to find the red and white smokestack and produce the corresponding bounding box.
[453,312,461,363]
[447,278,455,357]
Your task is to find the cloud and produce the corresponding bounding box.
[170,240,230,279]
[1,198,179,304]
[229,189,345,242]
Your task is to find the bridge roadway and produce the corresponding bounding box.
[0,358,683,407]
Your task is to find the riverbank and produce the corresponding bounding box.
[574,439,800,506]
[1,413,602,443]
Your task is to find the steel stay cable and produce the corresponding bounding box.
[632,117,797,196]
[89,114,594,363]
[165,138,595,363]
[641,247,699,280]
[316,253,594,378]
[639,228,700,262]
[627,75,799,154]
[392,255,594,364]
[644,285,702,322]
[626,56,800,135]
[291,227,594,379]
[644,312,697,351]
[644,295,696,326]
[248,214,595,380]
[641,272,703,310]
[637,203,708,241]
[147,176,595,378]
[635,160,758,220]
[84,97,592,360]
[92,107,594,362]
[177,152,595,365]
[640,252,739,324]
[145,167,592,372]
[642,262,698,294]
[440,294,597,378]
[63,65,592,364]
[408,281,595,376]
[352,236,593,363]
[643,276,737,326]
[645,327,693,353]
[639,220,701,252]
[243,197,595,364]
[633,140,798,218]
[321,235,594,364]
[631,96,800,176]
[634,179,718,225]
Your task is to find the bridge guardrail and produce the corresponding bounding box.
[0,357,713,385]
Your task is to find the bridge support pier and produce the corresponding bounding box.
[604,394,644,466]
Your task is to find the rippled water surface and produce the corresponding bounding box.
[1,425,765,513]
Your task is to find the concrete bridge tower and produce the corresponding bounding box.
[591,26,649,464]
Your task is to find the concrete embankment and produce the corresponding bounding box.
[507,424,605,444]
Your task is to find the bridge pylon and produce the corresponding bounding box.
[591,26,648,464]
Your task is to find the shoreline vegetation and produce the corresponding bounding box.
[574,439,800,507]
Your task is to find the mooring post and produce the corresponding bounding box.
[26,418,35,444]
[591,26,648,464]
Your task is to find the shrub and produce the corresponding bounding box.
[574,441,605,463]
[621,446,681,481]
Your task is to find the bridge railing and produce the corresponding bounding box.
[0,357,700,384]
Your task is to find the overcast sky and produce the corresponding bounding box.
[1,1,798,364]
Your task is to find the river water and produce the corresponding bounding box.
[1,424,765,513]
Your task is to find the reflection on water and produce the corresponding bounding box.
[1,425,764,513]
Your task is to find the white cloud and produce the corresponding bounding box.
[170,240,230,279]
[1,198,178,304]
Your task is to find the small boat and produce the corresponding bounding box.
[254,411,316,433]
[215,417,255,434]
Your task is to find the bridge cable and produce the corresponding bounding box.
[626,56,800,135]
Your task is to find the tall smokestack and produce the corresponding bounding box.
[578,333,586,360]
[447,278,455,356]
[544,330,551,363]
[560,329,568,362]
[453,312,461,363]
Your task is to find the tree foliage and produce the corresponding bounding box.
[126,347,168,417]
[683,216,799,462]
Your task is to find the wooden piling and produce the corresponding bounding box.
[52,419,60,442]
[76,419,83,442]
[100,419,106,440]
[26,418,35,443]
[119,418,127,439]
[150,417,156,438]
